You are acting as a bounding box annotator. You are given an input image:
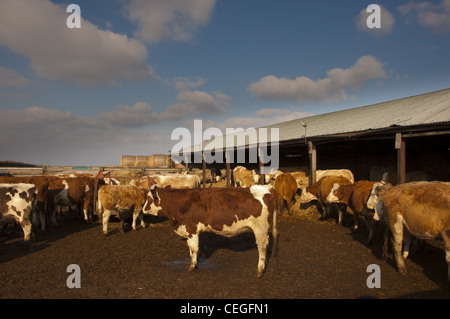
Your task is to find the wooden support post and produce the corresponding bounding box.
[395,133,406,184]
[202,153,206,189]
[225,151,231,188]
[258,147,265,185]
[308,142,316,185]
[93,172,99,216]
[184,153,188,172]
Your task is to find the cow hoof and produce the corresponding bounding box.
[256,271,264,278]
[188,265,197,272]
[398,266,407,276]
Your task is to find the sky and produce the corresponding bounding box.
[0,0,449,166]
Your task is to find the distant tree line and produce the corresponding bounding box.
[0,161,40,167]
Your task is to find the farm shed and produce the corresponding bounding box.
[182,88,450,185]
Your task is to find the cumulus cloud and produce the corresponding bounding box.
[0,0,156,87]
[99,90,232,125]
[356,4,395,37]
[97,102,159,127]
[177,90,231,114]
[169,76,205,90]
[248,55,388,104]
[398,0,450,34]
[159,90,231,120]
[127,0,216,44]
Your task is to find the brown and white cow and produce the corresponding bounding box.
[316,169,354,183]
[367,181,450,281]
[149,174,200,189]
[327,180,377,244]
[0,183,37,243]
[289,171,309,189]
[274,173,298,214]
[143,185,278,277]
[300,175,352,225]
[97,185,148,235]
[46,176,96,224]
[233,166,258,188]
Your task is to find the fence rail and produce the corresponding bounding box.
[0,166,182,176]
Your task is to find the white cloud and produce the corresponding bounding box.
[0,0,156,87]
[99,90,232,125]
[97,102,159,127]
[356,4,395,37]
[170,76,205,90]
[159,90,232,120]
[177,90,231,114]
[127,0,216,44]
[248,55,388,104]
[398,0,450,34]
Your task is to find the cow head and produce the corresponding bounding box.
[299,186,317,203]
[142,184,162,216]
[326,183,341,203]
[366,181,392,210]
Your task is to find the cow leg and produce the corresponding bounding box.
[186,234,199,272]
[382,225,391,260]
[50,206,58,227]
[20,219,32,245]
[441,229,450,281]
[83,201,92,223]
[390,215,406,275]
[254,229,269,277]
[119,213,125,233]
[336,204,345,226]
[320,203,329,221]
[132,209,146,230]
[402,228,412,259]
[39,208,46,232]
[366,217,375,245]
[352,212,360,233]
[102,209,111,235]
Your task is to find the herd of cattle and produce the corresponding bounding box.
[0,165,449,280]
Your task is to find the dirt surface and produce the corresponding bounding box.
[1,189,449,300]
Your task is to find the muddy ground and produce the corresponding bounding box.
[1,188,449,300]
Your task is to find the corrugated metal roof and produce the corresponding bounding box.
[184,88,450,152]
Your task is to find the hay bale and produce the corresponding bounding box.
[120,155,136,167]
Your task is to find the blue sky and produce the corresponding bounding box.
[0,0,449,166]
